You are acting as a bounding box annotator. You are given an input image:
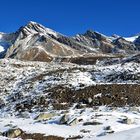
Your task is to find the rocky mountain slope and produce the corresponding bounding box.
[0,21,139,62]
[0,22,140,140]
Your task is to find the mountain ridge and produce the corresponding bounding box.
[0,21,140,62]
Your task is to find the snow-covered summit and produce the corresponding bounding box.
[124,35,139,42]
[18,21,59,38]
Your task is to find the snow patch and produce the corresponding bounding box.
[0,46,4,52]
[124,36,139,42]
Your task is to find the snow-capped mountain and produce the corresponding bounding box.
[0,21,140,140]
[5,21,87,62]
[0,21,139,62]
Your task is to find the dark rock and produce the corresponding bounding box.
[83,121,102,126]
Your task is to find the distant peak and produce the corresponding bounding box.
[28,21,38,25]
[26,21,46,30]
[0,32,5,34]
[86,29,94,33]
[84,29,108,41]
[84,29,95,37]
[112,34,120,38]
[27,21,45,29]
[17,21,59,38]
[17,21,47,36]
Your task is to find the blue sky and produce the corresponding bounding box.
[0,0,140,37]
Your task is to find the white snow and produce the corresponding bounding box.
[0,46,4,52]
[124,36,139,42]
[45,27,58,37]
[95,62,140,83]
[0,136,21,140]
[0,33,10,53]
[0,107,140,139]
[95,127,140,140]
[62,70,96,89]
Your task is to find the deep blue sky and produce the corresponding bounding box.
[0,0,140,37]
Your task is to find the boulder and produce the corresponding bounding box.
[102,126,114,135]
[59,114,69,124]
[104,126,111,130]
[3,128,23,138]
[119,117,134,125]
[59,115,78,126]
[35,113,56,120]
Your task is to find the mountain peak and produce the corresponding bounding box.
[24,21,46,33]
[84,29,107,41]
[17,21,59,39]
[26,21,46,30]
[28,21,38,25]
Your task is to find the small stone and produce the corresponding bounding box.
[88,98,93,104]
[107,130,115,134]
[80,129,90,133]
[83,121,102,126]
[104,126,111,130]
[67,135,83,139]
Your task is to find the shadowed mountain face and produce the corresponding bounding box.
[0,21,140,62]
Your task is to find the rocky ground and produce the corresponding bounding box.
[1,107,140,140]
[0,54,139,140]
